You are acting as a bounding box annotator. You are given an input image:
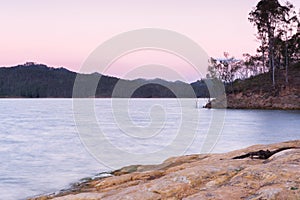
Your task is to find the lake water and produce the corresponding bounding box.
[0,99,299,200]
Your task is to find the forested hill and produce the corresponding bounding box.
[0,63,210,98]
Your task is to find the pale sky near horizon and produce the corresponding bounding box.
[0,0,299,82]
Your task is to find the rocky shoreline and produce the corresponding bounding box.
[205,63,300,110]
[204,86,300,110]
[29,140,300,200]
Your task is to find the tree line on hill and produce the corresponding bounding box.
[0,63,211,98]
[206,0,299,87]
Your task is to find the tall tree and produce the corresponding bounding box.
[249,0,290,86]
[289,24,300,61]
[277,1,298,83]
[256,31,268,73]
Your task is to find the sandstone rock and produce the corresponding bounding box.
[29,140,300,200]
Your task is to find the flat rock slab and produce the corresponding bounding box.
[30,140,300,200]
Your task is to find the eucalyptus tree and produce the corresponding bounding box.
[206,58,218,79]
[249,0,291,86]
[256,30,268,73]
[289,25,300,61]
[277,1,298,83]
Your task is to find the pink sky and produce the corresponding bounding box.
[1,0,299,82]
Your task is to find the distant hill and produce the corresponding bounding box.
[0,63,210,98]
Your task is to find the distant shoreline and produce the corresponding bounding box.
[0,63,210,99]
[2,97,299,110]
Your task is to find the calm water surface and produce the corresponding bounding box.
[0,99,299,200]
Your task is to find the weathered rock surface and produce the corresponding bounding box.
[30,140,300,200]
[225,86,300,109]
[205,86,300,110]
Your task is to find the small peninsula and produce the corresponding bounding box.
[205,62,300,110]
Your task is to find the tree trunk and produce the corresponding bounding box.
[285,41,288,83]
[268,38,275,86]
[272,51,275,86]
[261,37,266,73]
[262,49,265,73]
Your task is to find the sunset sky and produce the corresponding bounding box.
[1,0,299,82]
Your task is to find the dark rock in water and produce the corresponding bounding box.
[232,147,296,160]
[203,101,212,108]
[203,97,227,109]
